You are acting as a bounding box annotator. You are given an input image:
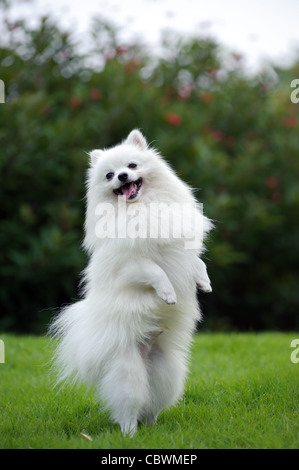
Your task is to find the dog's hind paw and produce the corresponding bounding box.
[139,412,158,426]
[120,421,138,437]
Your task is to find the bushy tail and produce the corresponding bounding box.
[48,301,86,387]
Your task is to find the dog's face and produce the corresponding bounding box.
[89,130,161,203]
[100,152,143,202]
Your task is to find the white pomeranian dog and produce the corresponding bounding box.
[50,130,212,436]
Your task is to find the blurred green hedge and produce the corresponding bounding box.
[1,14,299,332]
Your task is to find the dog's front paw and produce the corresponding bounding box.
[197,279,212,293]
[156,283,177,304]
[195,258,212,293]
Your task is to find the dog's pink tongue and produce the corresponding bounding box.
[123,182,135,200]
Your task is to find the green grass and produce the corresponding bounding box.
[0,332,299,449]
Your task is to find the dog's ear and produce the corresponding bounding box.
[89,149,104,166]
[125,129,147,151]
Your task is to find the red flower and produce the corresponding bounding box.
[199,92,213,103]
[259,82,270,93]
[88,88,102,100]
[271,192,283,203]
[165,112,182,126]
[69,96,82,108]
[283,116,297,127]
[116,45,128,55]
[41,104,51,116]
[124,59,140,74]
[265,177,278,189]
[224,135,236,146]
[207,66,219,78]
[210,129,224,142]
[231,53,242,62]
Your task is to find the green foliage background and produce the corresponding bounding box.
[0,12,299,332]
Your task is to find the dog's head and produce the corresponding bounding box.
[84,130,209,254]
[89,129,165,203]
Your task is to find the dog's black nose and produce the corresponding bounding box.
[118,172,128,182]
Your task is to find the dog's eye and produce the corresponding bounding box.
[128,163,137,169]
[106,172,114,180]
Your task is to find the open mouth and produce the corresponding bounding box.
[113,177,143,200]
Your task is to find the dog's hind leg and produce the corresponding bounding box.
[139,345,187,426]
[98,347,149,437]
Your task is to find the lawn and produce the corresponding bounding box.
[0,332,298,449]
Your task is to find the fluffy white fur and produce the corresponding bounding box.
[50,130,212,436]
